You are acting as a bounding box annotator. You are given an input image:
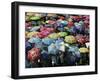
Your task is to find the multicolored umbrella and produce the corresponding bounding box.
[27,48,40,62]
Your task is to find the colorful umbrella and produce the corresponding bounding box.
[27,48,40,62]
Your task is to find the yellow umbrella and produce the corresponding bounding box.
[64,35,76,44]
[48,33,59,39]
[79,47,89,53]
[26,32,38,38]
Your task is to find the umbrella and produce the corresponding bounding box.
[79,47,89,53]
[28,37,41,44]
[25,42,31,49]
[79,47,89,65]
[30,16,41,21]
[64,35,76,44]
[48,43,58,55]
[41,50,49,60]
[55,38,65,52]
[74,22,85,34]
[27,48,40,62]
[68,46,80,58]
[42,37,55,45]
[26,32,39,38]
[75,34,86,44]
[48,33,59,39]
[65,45,81,65]
[58,32,68,37]
[29,26,40,32]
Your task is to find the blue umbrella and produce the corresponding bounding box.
[68,46,80,58]
[55,38,65,52]
[42,38,55,45]
[41,50,49,60]
[67,45,81,65]
[48,43,58,55]
[28,37,41,44]
[25,42,31,49]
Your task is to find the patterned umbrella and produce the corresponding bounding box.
[27,48,40,62]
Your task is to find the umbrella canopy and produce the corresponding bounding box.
[26,32,39,38]
[41,50,49,60]
[29,26,40,32]
[30,16,41,21]
[42,37,55,45]
[27,48,40,62]
[48,43,58,55]
[64,35,76,44]
[58,32,68,37]
[48,33,59,39]
[55,38,65,52]
[68,46,80,58]
[79,47,89,53]
[28,37,41,44]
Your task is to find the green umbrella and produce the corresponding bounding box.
[30,16,41,21]
[58,32,68,37]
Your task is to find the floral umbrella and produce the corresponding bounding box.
[27,48,40,62]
